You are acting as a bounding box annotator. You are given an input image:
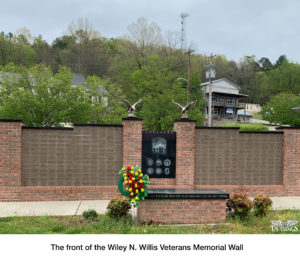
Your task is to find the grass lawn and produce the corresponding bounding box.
[252,113,263,120]
[0,210,299,234]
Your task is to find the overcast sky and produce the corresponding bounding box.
[1,0,300,63]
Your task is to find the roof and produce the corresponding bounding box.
[212,91,248,98]
[72,73,86,86]
[0,71,19,82]
[201,78,241,90]
[1,71,107,94]
[1,71,86,86]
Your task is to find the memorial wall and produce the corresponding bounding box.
[0,119,299,202]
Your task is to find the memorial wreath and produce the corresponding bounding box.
[118,165,149,207]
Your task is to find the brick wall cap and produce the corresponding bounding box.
[122,117,143,121]
[239,131,283,134]
[0,119,24,123]
[196,126,239,129]
[276,126,300,130]
[74,123,123,127]
[174,118,197,123]
[147,189,229,199]
[22,126,74,130]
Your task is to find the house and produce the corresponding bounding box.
[72,73,108,106]
[201,78,247,126]
[1,72,107,104]
[1,71,87,87]
[239,102,262,114]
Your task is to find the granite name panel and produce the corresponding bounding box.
[142,131,176,178]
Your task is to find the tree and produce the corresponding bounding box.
[127,17,164,49]
[258,57,273,71]
[0,32,14,65]
[52,35,76,49]
[275,55,288,68]
[66,18,101,43]
[164,30,181,49]
[125,17,164,68]
[112,54,204,130]
[13,27,33,45]
[53,27,110,76]
[260,61,300,103]
[32,36,55,67]
[261,93,300,126]
[82,75,126,124]
[0,65,94,126]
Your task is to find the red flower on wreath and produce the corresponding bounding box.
[118,165,150,208]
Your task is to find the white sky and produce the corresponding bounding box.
[1,0,300,63]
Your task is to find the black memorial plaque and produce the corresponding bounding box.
[142,131,176,178]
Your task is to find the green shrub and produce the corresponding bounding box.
[253,193,273,217]
[226,192,252,219]
[82,209,98,220]
[222,123,269,131]
[106,196,131,220]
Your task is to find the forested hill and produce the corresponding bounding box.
[1,18,300,128]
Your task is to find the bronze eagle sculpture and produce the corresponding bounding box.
[172,99,197,118]
[120,98,142,117]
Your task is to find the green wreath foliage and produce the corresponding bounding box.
[118,164,150,208]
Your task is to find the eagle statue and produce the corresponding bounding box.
[172,99,197,118]
[120,98,142,117]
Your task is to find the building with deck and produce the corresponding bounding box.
[201,78,248,126]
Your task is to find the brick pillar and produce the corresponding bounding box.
[0,120,23,187]
[281,127,300,194]
[173,119,196,188]
[122,117,143,168]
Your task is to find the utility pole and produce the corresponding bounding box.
[186,48,194,104]
[206,53,216,127]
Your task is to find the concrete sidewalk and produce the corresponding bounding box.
[0,197,300,217]
[0,200,110,217]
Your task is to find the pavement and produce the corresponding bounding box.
[0,200,110,217]
[0,197,299,217]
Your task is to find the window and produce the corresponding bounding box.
[227,97,235,105]
[212,96,224,103]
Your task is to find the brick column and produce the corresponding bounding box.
[173,119,196,188]
[0,120,23,187]
[122,117,143,168]
[281,127,300,195]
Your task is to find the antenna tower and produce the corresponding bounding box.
[180,13,188,51]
